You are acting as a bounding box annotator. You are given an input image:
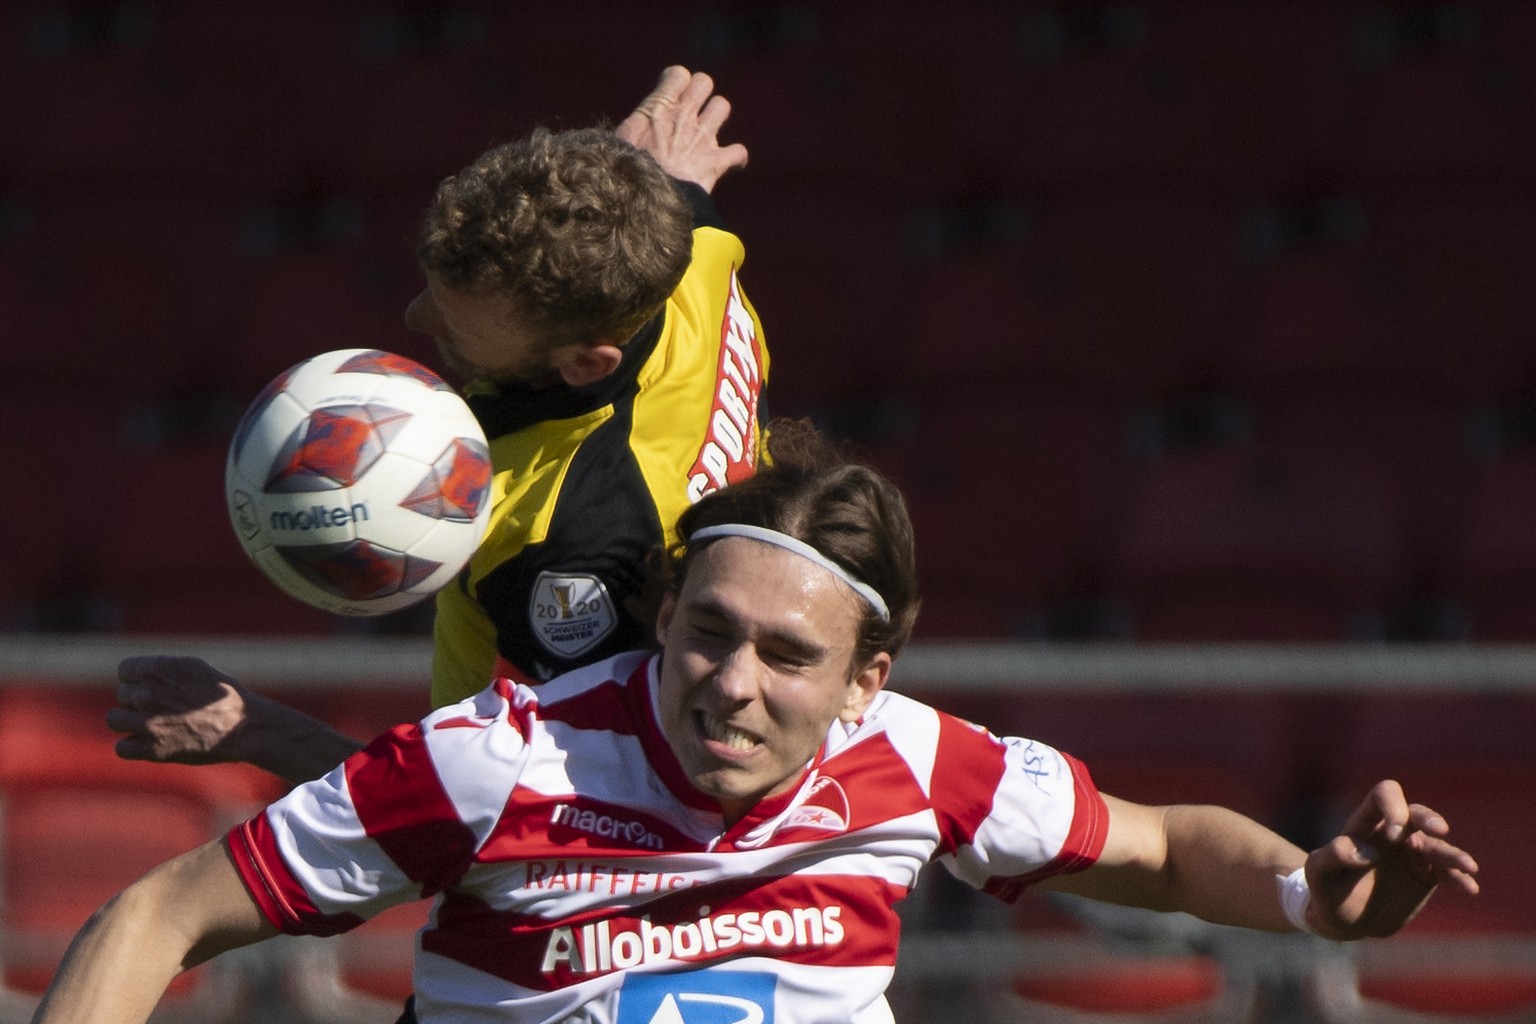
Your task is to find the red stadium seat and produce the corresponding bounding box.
[1446,454,1536,641]
[980,4,1356,192]
[1308,940,1536,1023]
[1240,253,1429,396]
[0,682,283,812]
[896,195,1251,402]
[2,195,245,395]
[983,945,1261,1024]
[1360,198,1536,391]
[0,784,239,1013]
[0,684,279,1015]
[871,394,1130,639]
[12,37,314,192]
[226,245,421,394]
[96,441,343,635]
[0,388,122,626]
[1248,392,1476,585]
[1239,197,1536,404]
[473,4,694,130]
[1110,448,1407,641]
[329,56,534,191]
[325,3,687,189]
[704,4,1014,193]
[721,179,911,416]
[1341,7,1536,186]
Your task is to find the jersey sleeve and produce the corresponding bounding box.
[927,713,1109,902]
[227,681,536,935]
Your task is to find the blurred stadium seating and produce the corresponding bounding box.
[3,2,1535,1020]
[987,948,1263,1024]
[1109,447,1408,641]
[0,682,280,1019]
[3,1,1535,640]
[1445,453,1536,640]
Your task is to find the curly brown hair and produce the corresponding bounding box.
[418,127,693,353]
[665,419,921,667]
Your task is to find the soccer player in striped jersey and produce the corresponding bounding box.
[40,423,1478,1024]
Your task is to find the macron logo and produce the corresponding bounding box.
[551,803,665,851]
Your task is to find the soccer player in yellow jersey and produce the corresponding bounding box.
[107,67,768,782]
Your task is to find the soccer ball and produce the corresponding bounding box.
[225,349,493,616]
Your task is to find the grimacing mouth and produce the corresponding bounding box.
[696,710,761,752]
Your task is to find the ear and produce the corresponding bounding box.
[552,342,624,387]
[838,652,891,723]
[655,590,678,647]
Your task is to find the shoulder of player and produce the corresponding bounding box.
[847,691,1013,788]
[660,227,750,325]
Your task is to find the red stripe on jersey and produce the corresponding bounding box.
[542,656,721,814]
[984,753,1108,902]
[345,723,479,895]
[422,871,901,990]
[537,678,635,734]
[226,815,364,936]
[929,713,1010,855]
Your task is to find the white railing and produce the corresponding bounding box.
[5,635,1536,693]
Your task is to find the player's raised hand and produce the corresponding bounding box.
[616,65,748,193]
[1303,779,1480,940]
[109,655,255,765]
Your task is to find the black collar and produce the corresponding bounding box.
[465,314,663,436]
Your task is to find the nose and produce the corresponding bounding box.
[712,645,763,704]
[404,287,440,336]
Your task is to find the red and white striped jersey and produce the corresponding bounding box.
[227,651,1107,1023]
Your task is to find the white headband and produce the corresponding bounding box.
[689,524,891,622]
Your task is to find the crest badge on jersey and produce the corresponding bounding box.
[529,571,617,659]
[781,775,850,834]
[617,968,776,1024]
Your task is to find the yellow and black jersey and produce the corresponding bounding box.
[431,185,769,708]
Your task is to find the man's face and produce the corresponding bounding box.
[655,537,889,824]
[404,275,558,388]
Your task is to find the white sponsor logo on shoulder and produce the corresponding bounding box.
[530,572,617,658]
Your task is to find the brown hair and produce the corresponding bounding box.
[418,127,693,352]
[667,420,921,666]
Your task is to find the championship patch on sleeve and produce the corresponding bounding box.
[529,571,618,658]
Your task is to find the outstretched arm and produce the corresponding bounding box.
[616,65,749,192]
[1042,781,1478,940]
[31,838,277,1024]
[109,656,366,785]
[1042,795,1306,931]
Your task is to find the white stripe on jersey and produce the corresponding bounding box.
[275,764,420,918]
[421,684,536,850]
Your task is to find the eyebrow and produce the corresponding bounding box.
[685,596,832,665]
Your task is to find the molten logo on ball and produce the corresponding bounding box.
[225,349,493,617]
